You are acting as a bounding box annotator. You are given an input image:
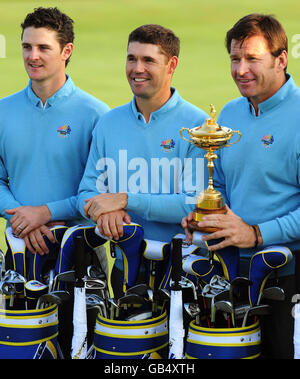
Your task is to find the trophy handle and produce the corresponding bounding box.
[225,130,241,147]
[180,127,192,143]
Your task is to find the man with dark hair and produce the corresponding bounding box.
[183,14,300,358]
[21,7,75,67]
[128,24,180,59]
[77,24,208,297]
[225,13,288,62]
[0,7,110,256]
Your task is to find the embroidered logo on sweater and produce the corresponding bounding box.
[57,124,71,138]
[160,138,175,152]
[261,134,274,147]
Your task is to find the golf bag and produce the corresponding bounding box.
[2,226,73,359]
[0,304,62,359]
[91,311,168,359]
[185,319,261,359]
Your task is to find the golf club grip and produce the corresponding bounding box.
[74,235,86,282]
[171,238,182,285]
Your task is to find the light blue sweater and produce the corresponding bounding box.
[214,74,300,274]
[77,88,208,267]
[0,76,110,225]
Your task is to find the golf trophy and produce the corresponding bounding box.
[180,104,241,232]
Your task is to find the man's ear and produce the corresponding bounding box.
[276,49,288,72]
[62,42,74,62]
[168,55,178,75]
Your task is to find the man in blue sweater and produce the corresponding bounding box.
[0,7,109,256]
[183,14,300,358]
[77,24,208,297]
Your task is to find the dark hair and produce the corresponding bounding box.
[128,24,180,60]
[21,7,74,66]
[226,13,288,58]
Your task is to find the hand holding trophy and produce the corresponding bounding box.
[180,104,241,232]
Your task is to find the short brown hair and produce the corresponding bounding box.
[21,7,74,66]
[128,24,180,60]
[226,13,288,58]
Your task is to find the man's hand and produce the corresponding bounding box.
[6,205,52,238]
[84,193,128,222]
[24,225,55,255]
[97,210,131,240]
[197,205,257,251]
[181,212,194,243]
[24,221,65,255]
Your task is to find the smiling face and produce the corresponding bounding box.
[230,34,287,110]
[22,26,73,84]
[126,41,178,103]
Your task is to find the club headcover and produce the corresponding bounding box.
[207,240,240,282]
[5,225,68,281]
[248,245,293,306]
[55,225,106,289]
[182,254,222,285]
[111,223,144,292]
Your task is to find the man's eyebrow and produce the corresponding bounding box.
[22,42,51,48]
[127,53,156,61]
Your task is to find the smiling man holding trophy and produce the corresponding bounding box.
[182,13,300,359]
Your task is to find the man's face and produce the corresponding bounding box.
[230,35,286,107]
[126,42,176,100]
[22,26,72,83]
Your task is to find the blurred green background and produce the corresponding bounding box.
[1,0,300,252]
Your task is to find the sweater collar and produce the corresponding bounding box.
[248,74,296,115]
[130,87,180,123]
[26,75,75,109]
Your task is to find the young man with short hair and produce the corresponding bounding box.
[77,24,208,297]
[0,7,110,256]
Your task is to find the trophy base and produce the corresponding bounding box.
[188,206,227,233]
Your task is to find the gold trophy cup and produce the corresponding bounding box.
[180,104,241,232]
